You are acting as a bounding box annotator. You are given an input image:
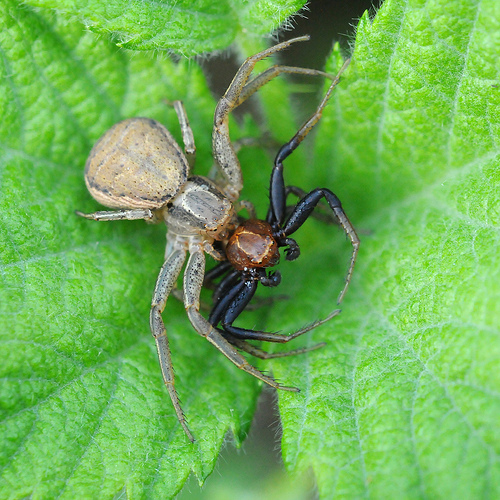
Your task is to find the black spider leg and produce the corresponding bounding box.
[283,189,342,235]
[212,271,332,357]
[268,58,351,227]
[211,267,241,306]
[267,59,358,304]
[285,186,338,225]
[275,189,359,306]
[209,269,244,323]
[210,275,258,329]
[265,185,338,227]
[283,188,359,303]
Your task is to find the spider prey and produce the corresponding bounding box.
[207,58,359,358]
[77,36,356,442]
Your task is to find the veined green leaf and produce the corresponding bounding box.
[271,0,500,498]
[0,3,259,498]
[21,0,307,55]
[1,0,499,498]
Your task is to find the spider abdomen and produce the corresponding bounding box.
[226,219,280,270]
[84,117,189,210]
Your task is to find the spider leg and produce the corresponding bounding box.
[210,269,242,311]
[285,185,338,225]
[236,65,335,107]
[266,174,344,224]
[235,199,258,219]
[258,58,358,303]
[215,275,341,343]
[204,260,234,290]
[268,58,351,224]
[223,309,342,343]
[224,334,326,359]
[171,286,184,302]
[209,278,256,327]
[282,188,360,304]
[149,246,195,442]
[171,100,196,168]
[182,246,300,392]
[75,209,156,221]
[213,35,316,200]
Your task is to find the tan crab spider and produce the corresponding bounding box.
[77,36,350,442]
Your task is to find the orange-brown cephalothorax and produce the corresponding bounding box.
[226,219,280,270]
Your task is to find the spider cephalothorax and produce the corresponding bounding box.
[226,219,281,270]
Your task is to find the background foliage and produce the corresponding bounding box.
[0,0,499,498]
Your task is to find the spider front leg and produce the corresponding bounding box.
[265,58,358,303]
[268,58,351,223]
[212,35,337,201]
[149,245,195,442]
[182,245,300,393]
[282,188,360,304]
[283,185,339,226]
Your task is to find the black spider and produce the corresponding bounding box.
[206,61,360,359]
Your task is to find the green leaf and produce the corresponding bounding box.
[266,0,500,498]
[0,3,265,498]
[22,0,307,55]
[1,0,499,499]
